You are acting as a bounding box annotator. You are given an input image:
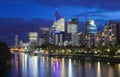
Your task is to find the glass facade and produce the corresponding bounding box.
[67,18,78,33]
[53,9,65,32]
[87,19,97,34]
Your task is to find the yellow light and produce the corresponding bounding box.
[97,62,101,77]
[107,48,110,52]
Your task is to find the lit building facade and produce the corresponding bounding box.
[95,31,104,46]
[116,23,120,44]
[14,35,19,47]
[39,27,55,45]
[29,32,38,46]
[67,18,78,33]
[86,19,97,47]
[86,19,97,34]
[53,9,65,32]
[54,31,65,46]
[71,32,85,46]
[103,21,120,46]
[85,33,96,47]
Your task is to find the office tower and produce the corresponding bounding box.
[54,31,65,46]
[53,9,65,32]
[15,35,18,47]
[40,27,55,45]
[103,21,120,46]
[116,23,120,44]
[95,31,103,46]
[86,33,96,47]
[29,32,38,46]
[71,32,85,46]
[67,18,78,33]
[40,28,50,45]
[103,25,111,46]
[86,19,97,47]
[86,19,97,34]
[19,40,23,48]
[64,33,72,45]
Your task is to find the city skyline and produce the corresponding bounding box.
[0,0,120,45]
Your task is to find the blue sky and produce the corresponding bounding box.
[0,0,120,45]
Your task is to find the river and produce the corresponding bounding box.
[6,52,120,77]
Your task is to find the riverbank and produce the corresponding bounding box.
[42,53,120,63]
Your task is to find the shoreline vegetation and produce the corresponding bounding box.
[0,41,12,76]
[34,43,120,63]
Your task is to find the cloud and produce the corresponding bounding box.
[27,0,120,11]
[0,0,119,21]
[1,0,120,11]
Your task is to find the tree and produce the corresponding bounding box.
[0,41,12,76]
[0,41,11,66]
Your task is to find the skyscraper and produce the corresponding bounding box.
[86,19,97,34]
[103,21,120,45]
[67,18,78,33]
[86,19,97,47]
[53,9,65,32]
[14,35,18,47]
[116,23,120,44]
[29,32,38,46]
[39,27,55,45]
[54,31,65,46]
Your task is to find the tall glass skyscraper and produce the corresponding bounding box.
[53,9,65,32]
[86,19,97,47]
[67,18,78,33]
[86,19,97,34]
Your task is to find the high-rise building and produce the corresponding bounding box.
[39,27,55,45]
[14,35,18,47]
[67,18,78,33]
[85,33,96,47]
[29,32,38,46]
[64,33,72,46]
[86,19,97,34]
[95,31,103,46]
[54,31,65,46]
[71,32,85,46]
[86,19,97,47]
[65,33,72,43]
[103,21,120,46]
[116,23,120,44]
[53,9,65,32]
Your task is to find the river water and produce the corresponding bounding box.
[6,52,120,77]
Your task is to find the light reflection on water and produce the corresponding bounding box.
[8,52,120,77]
[68,59,72,77]
[97,62,101,77]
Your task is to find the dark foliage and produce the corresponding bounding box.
[0,41,12,76]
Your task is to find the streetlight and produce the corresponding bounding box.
[107,48,110,57]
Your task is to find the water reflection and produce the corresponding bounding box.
[118,64,120,76]
[97,62,101,77]
[61,58,65,77]
[9,53,120,77]
[68,59,72,77]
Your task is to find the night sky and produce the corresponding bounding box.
[0,0,120,46]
